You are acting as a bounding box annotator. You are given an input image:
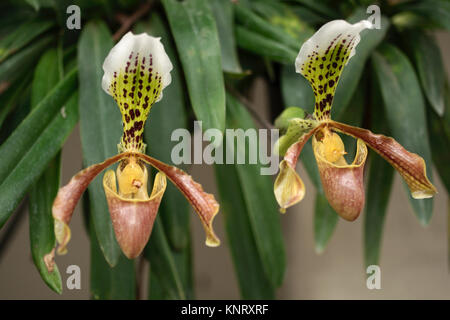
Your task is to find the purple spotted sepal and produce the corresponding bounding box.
[102,32,173,153]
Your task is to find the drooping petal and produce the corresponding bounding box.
[274,126,320,212]
[295,20,372,120]
[52,153,127,255]
[312,131,368,221]
[134,153,220,247]
[103,167,166,259]
[329,121,437,199]
[102,32,173,153]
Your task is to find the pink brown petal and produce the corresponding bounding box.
[52,153,127,255]
[274,127,320,212]
[329,121,437,199]
[135,153,220,247]
[313,135,368,221]
[103,169,167,259]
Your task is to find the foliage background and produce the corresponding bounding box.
[0,0,449,299]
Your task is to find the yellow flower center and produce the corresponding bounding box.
[318,129,346,164]
[116,157,148,199]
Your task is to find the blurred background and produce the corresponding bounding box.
[0,0,450,299]
[1,31,448,299]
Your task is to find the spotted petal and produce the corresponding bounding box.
[329,121,437,199]
[102,32,173,153]
[295,20,372,120]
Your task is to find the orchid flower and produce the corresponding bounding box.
[51,32,220,260]
[273,20,437,221]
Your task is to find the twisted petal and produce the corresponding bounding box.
[329,121,437,199]
[102,32,173,152]
[52,153,127,255]
[313,134,367,221]
[295,20,372,120]
[103,169,166,259]
[274,126,321,212]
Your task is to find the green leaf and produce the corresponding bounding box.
[427,98,450,194]
[210,0,242,74]
[372,44,434,225]
[396,0,450,31]
[148,239,194,299]
[290,0,339,19]
[314,192,338,254]
[364,151,394,267]
[28,47,63,294]
[234,3,305,51]
[78,21,123,266]
[0,5,34,39]
[332,8,389,119]
[225,92,286,287]
[0,19,54,63]
[138,13,190,250]
[24,0,41,11]
[408,32,445,116]
[29,157,63,294]
[145,216,186,300]
[249,0,314,42]
[281,63,314,112]
[0,67,76,192]
[30,48,61,106]
[363,81,394,267]
[236,26,297,65]
[0,90,78,228]
[290,5,328,25]
[0,86,31,145]
[215,163,275,299]
[0,35,52,85]
[162,0,225,132]
[0,76,31,128]
[90,213,136,300]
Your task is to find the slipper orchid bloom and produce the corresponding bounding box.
[274,20,437,221]
[51,32,220,260]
